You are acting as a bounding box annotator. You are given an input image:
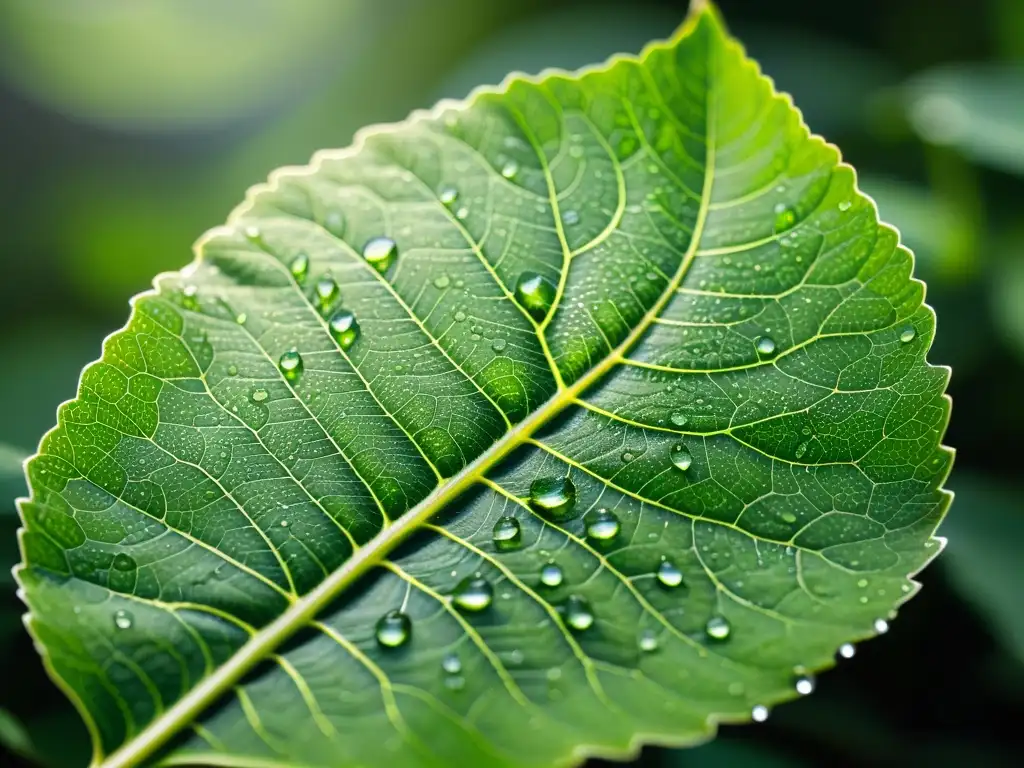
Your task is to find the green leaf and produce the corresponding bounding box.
[902,64,1024,175]
[0,707,36,761]
[15,3,952,767]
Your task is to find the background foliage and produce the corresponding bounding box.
[0,0,1020,766]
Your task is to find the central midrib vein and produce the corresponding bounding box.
[100,32,716,768]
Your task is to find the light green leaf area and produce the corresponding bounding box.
[16,5,952,768]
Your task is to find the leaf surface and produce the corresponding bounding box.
[16,5,952,767]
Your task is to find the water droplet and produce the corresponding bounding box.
[780,510,797,524]
[252,389,268,403]
[490,337,507,353]
[235,312,247,325]
[563,210,580,226]
[670,444,693,471]
[244,225,263,244]
[434,275,451,289]
[874,618,890,634]
[751,705,769,722]
[621,451,635,463]
[899,325,916,343]
[773,204,797,233]
[564,595,594,631]
[838,200,852,212]
[838,643,856,659]
[670,412,688,427]
[363,237,398,274]
[540,562,563,587]
[452,576,494,612]
[705,615,731,641]
[112,554,136,571]
[278,350,303,382]
[529,476,577,520]
[454,310,467,322]
[584,508,620,541]
[439,187,458,206]
[501,160,519,179]
[113,609,133,630]
[456,206,469,220]
[227,364,238,376]
[315,277,338,311]
[181,285,198,310]
[442,652,462,674]
[514,272,557,320]
[290,254,310,282]
[328,310,360,350]
[628,627,658,655]
[656,560,683,588]
[756,336,777,356]
[794,674,815,695]
[492,516,522,551]
[375,610,412,648]
[324,211,344,235]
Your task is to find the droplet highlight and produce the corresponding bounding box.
[669,412,688,427]
[113,609,134,630]
[794,674,815,695]
[442,652,462,674]
[639,629,659,652]
[540,563,563,588]
[501,160,519,179]
[751,705,769,722]
[899,325,916,343]
[756,336,777,356]
[838,643,856,659]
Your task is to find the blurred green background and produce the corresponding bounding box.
[0,0,1021,765]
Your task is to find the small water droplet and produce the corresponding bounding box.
[442,652,462,674]
[838,643,856,659]
[657,560,684,588]
[564,595,594,631]
[244,225,262,244]
[705,615,731,641]
[235,312,247,325]
[540,562,563,587]
[278,350,303,382]
[434,275,451,289]
[252,389,268,403]
[751,704,770,722]
[773,204,797,233]
[563,210,580,226]
[454,310,467,322]
[670,444,693,471]
[639,629,659,652]
[490,337,507,353]
[514,272,557,320]
[756,336,777,356]
[670,412,687,427]
[452,576,494,612]
[838,200,852,212]
[529,476,577,520]
[899,325,916,343]
[501,160,519,179]
[621,451,635,463]
[363,237,398,274]
[584,508,620,541]
[439,187,458,206]
[227,364,238,376]
[456,206,469,220]
[315,277,338,311]
[874,618,889,634]
[113,609,134,630]
[112,554,136,571]
[290,254,310,282]
[780,510,797,524]
[492,516,522,551]
[794,674,815,695]
[375,610,412,648]
[328,310,360,350]
[181,285,198,310]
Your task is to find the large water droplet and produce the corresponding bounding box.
[442,652,462,674]
[540,562,563,587]
[670,444,693,471]
[794,674,815,695]
[773,204,797,233]
[112,554,136,571]
[656,560,683,588]
[751,704,770,722]
[452,576,494,612]
[328,310,360,350]
[514,272,557,320]
[838,643,856,659]
[899,325,916,343]
[439,187,459,206]
[584,508,620,541]
[670,412,688,427]
[501,160,519,179]
[363,237,398,274]
[375,610,412,648]
[492,516,522,551]
[113,609,134,630]
[705,615,731,641]
[780,510,797,524]
[315,277,339,311]
[529,477,577,520]
[756,336,777,356]
[252,388,268,403]
[873,618,890,634]
[491,337,507,353]
[433,275,451,289]
[838,200,852,212]
[639,629,659,652]
[564,595,594,631]
[278,350,303,382]
[290,254,310,283]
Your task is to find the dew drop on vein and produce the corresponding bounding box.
[773,203,797,233]
[492,516,522,551]
[439,187,458,206]
[584,508,620,541]
[670,412,687,427]
[328,310,360,350]
[362,236,398,275]
[529,477,577,520]
[564,595,594,631]
[278,349,303,382]
[315,276,338,311]
[452,576,494,612]
[514,271,557,320]
[501,160,519,179]
[375,610,412,648]
[540,562,563,587]
[756,336,777,356]
[290,253,310,283]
